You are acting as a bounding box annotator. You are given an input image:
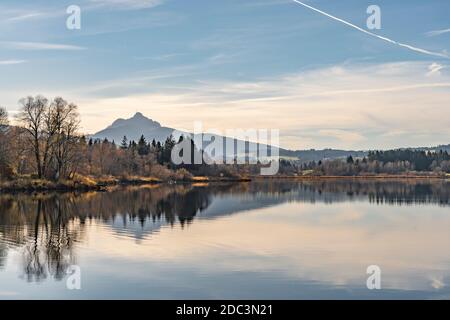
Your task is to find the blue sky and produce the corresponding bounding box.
[0,0,449,149]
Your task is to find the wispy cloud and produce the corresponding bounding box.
[0,59,27,65]
[134,53,186,61]
[292,0,449,59]
[425,28,450,37]
[0,0,165,27]
[75,61,450,150]
[426,63,445,77]
[5,12,43,22]
[0,4,66,25]
[0,41,86,51]
[244,0,291,7]
[88,0,165,10]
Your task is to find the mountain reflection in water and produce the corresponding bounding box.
[0,179,449,299]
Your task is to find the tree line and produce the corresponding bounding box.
[0,95,241,182]
[1,95,449,182]
[1,96,81,180]
[294,149,450,176]
[367,149,450,172]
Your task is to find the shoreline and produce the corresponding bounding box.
[0,176,251,194]
[252,175,449,180]
[0,174,447,194]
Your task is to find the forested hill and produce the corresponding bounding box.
[280,145,450,162]
[414,144,450,152]
[92,112,449,163]
[279,148,367,162]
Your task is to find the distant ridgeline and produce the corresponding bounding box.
[92,113,450,165]
[3,101,449,187]
[279,148,367,162]
[367,149,450,171]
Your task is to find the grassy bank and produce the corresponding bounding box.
[0,174,251,193]
[1,173,447,193]
[0,175,161,193]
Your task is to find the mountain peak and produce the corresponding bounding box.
[93,112,169,143]
[133,112,145,118]
[102,112,162,132]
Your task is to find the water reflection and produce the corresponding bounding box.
[0,184,230,283]
[0,179,449,298]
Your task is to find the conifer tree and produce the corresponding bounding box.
[137,134,149,156]
[120,136,128,149]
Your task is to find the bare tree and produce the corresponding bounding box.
[0,107,8,128]
[0,107,11,178]
[48,98,80,180]
[17,96,48,178]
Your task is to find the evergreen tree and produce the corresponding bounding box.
[120,136,128,149]
[79,135,87,144]
[137,134,149,156]
[155,135,176,165]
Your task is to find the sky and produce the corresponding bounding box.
[0,0,449,150]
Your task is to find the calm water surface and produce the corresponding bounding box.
[0,179,450,299]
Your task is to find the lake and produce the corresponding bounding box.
[0,179,449,299]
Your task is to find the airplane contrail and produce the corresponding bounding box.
[292,0,448,59]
